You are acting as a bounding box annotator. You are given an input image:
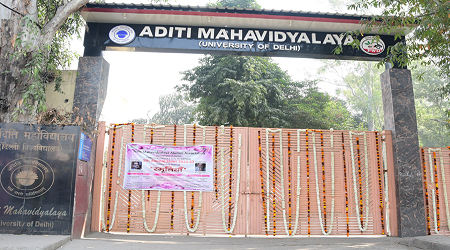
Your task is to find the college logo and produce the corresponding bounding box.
[360,36,385,55]
[109,25,136,45]
[0,158,54,199]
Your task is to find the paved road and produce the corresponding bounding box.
[60,232,422,250]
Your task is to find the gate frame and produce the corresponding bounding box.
[75,3,425,237]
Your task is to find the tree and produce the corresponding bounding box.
[0,0,167,123]
[0,0,89,122]
[412,62,450,147]
[178,55,354,129]
[318,60,384,131]
[341,1,450,98]
[207,0,261,8]
[150,93,196,125]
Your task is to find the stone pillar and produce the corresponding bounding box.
[380,68,426,237]
[72,56,109,134]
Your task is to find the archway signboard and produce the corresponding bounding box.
[76,3,424,238]
[82,4,398,60]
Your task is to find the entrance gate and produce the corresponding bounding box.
[78,3,426,237]
[91,123,398,236]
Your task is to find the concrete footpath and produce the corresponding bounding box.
[2,232,450,250]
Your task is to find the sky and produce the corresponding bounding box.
[71,0,351,124]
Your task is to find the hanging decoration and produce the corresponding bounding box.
[127,123,135,233]
[349,131,370,232]
[428,148,448,234]
[287,133,292,234]
[229,126,234,231]
[215,126,219,199]
[101,149,109,231]
[382,137,391,236]
[142,190,161,233]
[422,148,431,235]
[375,132,385,235]
[172,124,176,230]
[341,132,349,237]
[141,124,165,233]
[106,123,130,232]
[221,132,241,234]
[306,130,311,236]
[182,124,205,233]
[258,131,268,235]
[272,133,276,235]
[312,130,335,236]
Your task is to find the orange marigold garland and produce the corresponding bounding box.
[215,126,219,199]
[422,148,431,235]
[258,131,268,235]
[434,151,440,231]
[271,133,276,236]
[229,126,233,231]
[320,131,327,231]
[306,130,310,236]
[172,124,176,230]
[356,137,363,233]
[106,125,117,232]
[127,123,135,233]
[342,132,349,237]
[287,132,292,234]
[191,124,196,229]
[375,132,385,235]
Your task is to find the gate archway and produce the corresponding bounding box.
[74,3,424,237]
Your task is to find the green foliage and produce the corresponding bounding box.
[338,0,450,91]
[178,55,353,128]
[412,62,450,147]
[11,1,85,120]
[319,61,384,131]
[207,0,261,8]
[150,93,196,125]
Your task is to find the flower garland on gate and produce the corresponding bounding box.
[106,124,128,232]
[312,130,335,235]
[375,132,385,235]
[142,190,162,233]
[263,129,302,236]
[349,131,370,232]
[264,129,282,234]
[182,124,205,233]
[422,148,431,234]
[101,149,109,231]
[428,148,448,234]
[382,138,391,236]
[141,125,165,233]
[221,133,241,233]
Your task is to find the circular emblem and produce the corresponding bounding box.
[360,36,385,55]
[109,25,136,45]
[0,158,54,199]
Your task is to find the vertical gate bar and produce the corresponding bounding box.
[91,121,107,232]
[382,130,399,236]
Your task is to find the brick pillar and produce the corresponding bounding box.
[381,68,427,237]
[72,56,109,135]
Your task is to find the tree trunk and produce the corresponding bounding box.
[0,1,33,123]
[0,0,88,123]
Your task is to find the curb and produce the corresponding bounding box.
[43,236,72,250]
[400,238,450,250]
[0,236,71,250]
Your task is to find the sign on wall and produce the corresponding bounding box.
[85,22,397,60]
[123,144,213,191]
[0,123,80,235]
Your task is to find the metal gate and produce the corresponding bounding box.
[91,123,397,236]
